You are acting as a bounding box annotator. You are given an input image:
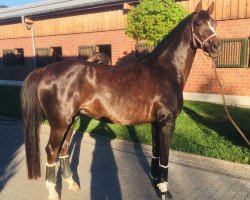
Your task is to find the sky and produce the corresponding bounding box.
[0,0,45,7]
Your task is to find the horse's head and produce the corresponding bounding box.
[191,1,221,58]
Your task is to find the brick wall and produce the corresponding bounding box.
[34,30,136,64]
[184,18,250,96]
[0,30,136,80]
[0,37,35,80]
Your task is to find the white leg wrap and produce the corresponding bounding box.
[159,163,168,169]
[157,181,168,193]
[45,181,59,200]
[46,162,56,167]
[152,156,159,159]
[59,155,69,159]
[150,172,158,180]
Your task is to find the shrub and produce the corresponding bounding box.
[125,0,188,45]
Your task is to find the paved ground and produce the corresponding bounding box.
[0,117,249,200]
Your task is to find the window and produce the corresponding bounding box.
[50,47,63,62]
[215,38,249,68]
[96,45,111,57]
[15,48,25,65]
[3,48,25,65]
[79,44,112,64]
[36,48,50,67]
[78,46,96,60]
[36,47,63,67]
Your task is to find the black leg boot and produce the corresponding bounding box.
[150,156,159,180]
[59,155,72,179]
[157,164,169,200]
[59,155,79,191]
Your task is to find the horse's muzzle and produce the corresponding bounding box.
[206,39,222,58]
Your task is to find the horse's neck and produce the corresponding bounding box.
[156,22,196,91]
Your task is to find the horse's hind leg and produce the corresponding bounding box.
[59,124,80,192]
[45,126,64,200]
[45,121,76,200]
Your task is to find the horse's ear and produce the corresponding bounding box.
[207,2,215,15]
[195,1,202,13]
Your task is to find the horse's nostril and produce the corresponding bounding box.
[211,41,221,52]
[213,42,219,49]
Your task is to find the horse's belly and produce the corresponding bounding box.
[80,100,155,125]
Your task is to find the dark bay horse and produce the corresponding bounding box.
[21,2,221,200]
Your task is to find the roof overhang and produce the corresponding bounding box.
[0,0,137,23]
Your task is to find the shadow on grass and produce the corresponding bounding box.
[182,105,249,147]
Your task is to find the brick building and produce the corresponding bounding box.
[0,0,249,106]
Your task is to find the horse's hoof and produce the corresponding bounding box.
[69,181,80,192]
[160,191,172,200]
[48,195,60,200]
[62,176,80,192]
[46,181,59,200]
[160,193,166,200]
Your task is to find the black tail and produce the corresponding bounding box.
[21,68,44,179]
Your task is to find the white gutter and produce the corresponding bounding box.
[21,15,36,69]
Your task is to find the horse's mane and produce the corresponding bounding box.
[146,13,193,60]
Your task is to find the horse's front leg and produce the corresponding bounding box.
[150,122,160,180]
[156,111,175,200]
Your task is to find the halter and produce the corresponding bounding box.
[191,18,218,51]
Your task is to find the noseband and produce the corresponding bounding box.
[191,19,218,50]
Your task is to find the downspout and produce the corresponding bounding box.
[21,15,36,68]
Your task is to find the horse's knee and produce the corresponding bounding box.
[45,144,53,160]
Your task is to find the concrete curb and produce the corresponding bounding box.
[0,79,23,87]
[40,124,250,180]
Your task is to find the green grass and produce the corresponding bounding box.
[0,86,22,119]
[1,86,249,164]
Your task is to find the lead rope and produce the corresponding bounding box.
[211,59,250,147]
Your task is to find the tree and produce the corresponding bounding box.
[125,0,188,46]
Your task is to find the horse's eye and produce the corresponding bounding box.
[195,21,202,26]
